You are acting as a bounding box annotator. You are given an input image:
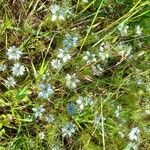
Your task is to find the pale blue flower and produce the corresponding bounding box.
[62,123,76,137]
[11,63,25,76]
[6,46,22,60]
[32,105,46,119]
[38,83,54,99]
[93,115,106,125]
[50,4,72,21]
[128,127,140,141]
[66,103,76,116]
[63,34,78,50]
[65,73,80,89]
[45,114,55,123]
[0,64,6,72]
[51,59,62,70]
[4,76,16,88]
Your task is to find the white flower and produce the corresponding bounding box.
[39,132,45,140]
[76,97,85,111]
[118,23,129,36]
[6,46,22,60]
[45,114,55,123]
[57,49,71,63]
[125,142,138,150]
[4,76,16,88]
[76,96,94,111]
[65,73,80,89]
[11,63,25,76]
[83,0,88,3]
[115,106,122,118]
[99,42,109,61]
[51,59,62,70]
[50,4,72,22]
[128,127,140,141]
[50,4,60,14]
[32,105,46,119]
[62,123,76,137]
[116,43,132,57]
[135,25,142,36]
[92,64,104,76]
[0,64,6,72]
[83,51,97,64]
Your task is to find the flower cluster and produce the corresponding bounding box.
[118,23,142,36]
[50,4,73,22]
[115,42,132,57]
[83,51,97,64]
[76,96,94,111]
[51,34,78,70]
[3,46,25,88]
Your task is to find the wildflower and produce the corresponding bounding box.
[41,71,51,81]
[93,115,106,125]
[39,132,45,140]
[45,114,55,123]
[118,131,125,138]
[38,83,54,99]
[83,0,88,3]
[62,122,76,137]
[57,49,71,63]
[6,46,22,60]
[32,105,46,119]
[52,145,61,150]
[4,76,16,88]
[98,43,109,61]
[118,23,129,36]
[76,96,94,111]
[83,51,97,64]
[65,73,80,89]
[115,106,122,118]
[63,34,78,50]
[50,4,60,21]
[128,127,140,141]
[51,59,62,70]
[76,97,85,111]
[11,63,25,77]
[50,4,72,22]
[66,103,76,116]
[115,43,132,57]
[125,142,138,150]
[92,64,104,76]
[0,64,6,72]
[135,25,142,36]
